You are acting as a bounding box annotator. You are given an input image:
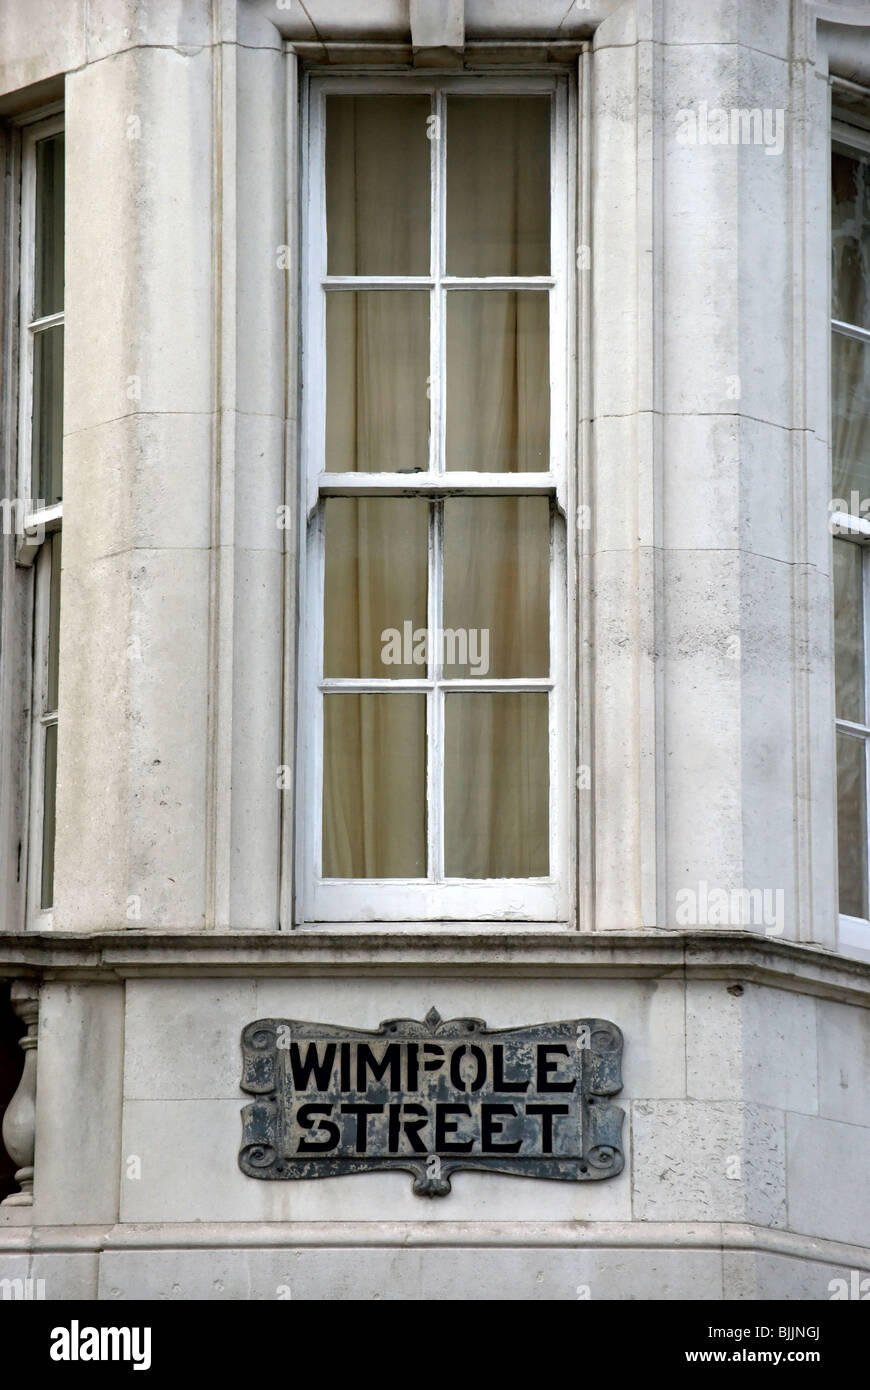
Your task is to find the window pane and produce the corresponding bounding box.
[47,531,62,712]
[32,325,63,505]
[326,96,430,276]
[834,538,864,723]
[837,731,868,919]
[445,693,548,878]
[326,291,429,472]
[40,721,58,909]
[832,149,870,331]
[446,97,549,276]
[34,134,64,319]
[323,693,427,878]
[324,498,429,678]
[446,291,548,472]
[443,497,549,677]
[832,330,870,504]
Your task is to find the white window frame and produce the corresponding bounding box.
[832,116,870,958]
[296,69,576,927]
[15,110,64,929]
[833,513,870,957]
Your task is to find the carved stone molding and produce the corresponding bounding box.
[1,980,39,1207]
[1,931,868,1005]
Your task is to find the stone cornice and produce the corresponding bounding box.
[0,929,868,1004]
[817,1,870,86]
[1,1219,868,1271]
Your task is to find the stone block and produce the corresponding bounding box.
[817,999,870,1129]
[787,1113,870,1247]
[686,982,818,1115]
[631,1100,786,1225]
[33,983,125,1226]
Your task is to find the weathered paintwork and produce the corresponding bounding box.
[239,1007,624,1195]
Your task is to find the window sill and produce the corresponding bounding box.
[838,913,870,964]
[1,928,869,1003]
[14,503,62,568]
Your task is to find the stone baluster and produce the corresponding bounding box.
[1,981,39,1206]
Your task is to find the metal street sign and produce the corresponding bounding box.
[239,1007,624,1195]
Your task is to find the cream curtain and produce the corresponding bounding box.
[321,95,551,880]
[444,693,549,878]
[837,731,867,918]
[326,290,430,473]
[32,327,64,505]
[833,540,866,916]
[322,498,428,878]
[33,134,64,506]
[324,498,428,679]
[833,539,864,725]
[445,96,550,276]
[831,332,870,502]
[446,291,549,472]
[442,497,549,677]
[322,496,551,880]
[832,149,870,330]
[326,96,430,276]
[323,693,427,878]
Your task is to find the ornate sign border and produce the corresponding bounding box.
[239,1008,624,1195]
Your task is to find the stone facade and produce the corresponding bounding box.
[1,0,869,1301]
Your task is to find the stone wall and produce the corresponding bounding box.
[0,955,866,1299]
[1,0,870,1302]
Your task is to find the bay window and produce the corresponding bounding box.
[832,118,870,944]
[297,74,574,925]
[16,114,64,922]
[3,111,65,922]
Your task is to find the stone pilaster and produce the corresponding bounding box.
[52,1,286,932]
